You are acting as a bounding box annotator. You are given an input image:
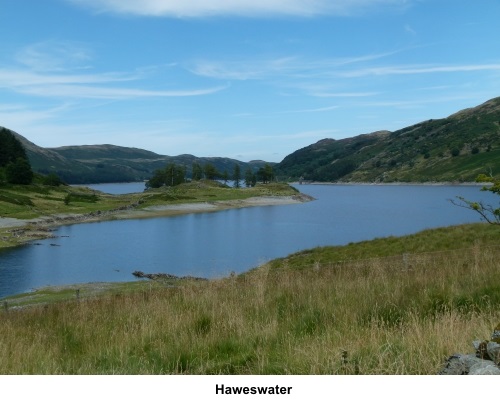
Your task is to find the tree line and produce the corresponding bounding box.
[0,128,67,186]
[0,128,34,185]
[146,162,275,189]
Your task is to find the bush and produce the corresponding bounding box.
[42,173,65,186]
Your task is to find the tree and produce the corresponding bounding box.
[146,163,186,188]
[244,167,256,187]
[203,163,218,180]
[5,157,34,185]
[450,174,500,225]
[165,163,186,186]
[192,162,203,181]
[222,169,229,184]
[233,163,241,188]
[257,164,274,184]
[0,128,28,168]
[42,173,65,186]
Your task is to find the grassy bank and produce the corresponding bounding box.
[0,181,302,248]
[1,223,499,374]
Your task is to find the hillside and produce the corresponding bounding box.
[1,127,271,184]
[276,97,500,182]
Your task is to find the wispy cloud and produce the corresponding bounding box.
[1,41,227,100]
[280,105,340,114]
[65,0,412,18]
[15,40,94,72]
[189,52,396,81]
[0,66,226,100]
[404,24,417,36]
[0,103,74,134]
[306,90,379,98]
[10,81,227,99]
[189,57,299,80]
[339,63,500,77]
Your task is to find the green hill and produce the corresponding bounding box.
[276,97,500,182]
[1,127,271,184]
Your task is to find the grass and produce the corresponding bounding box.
[1,223,499,374]
[140,181,299,206]
[0,183,137,220]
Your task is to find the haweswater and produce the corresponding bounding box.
[0,184,495,298]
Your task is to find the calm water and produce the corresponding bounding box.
[78,182,146,194]
[0,184,496,298]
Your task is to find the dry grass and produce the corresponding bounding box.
[1,233,499,374]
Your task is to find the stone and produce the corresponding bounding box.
[492,323,500,343]
[487,341,500,364]
[439,323,500,374]
[439,352,500,375]
[438,354,485,375]
[469,362,500,375]
[473,340,489,359]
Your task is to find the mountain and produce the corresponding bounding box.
[1,127,273,184]
[275,97,500,182]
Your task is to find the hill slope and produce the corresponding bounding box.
[276,97,500,182]
[1,127,271,184]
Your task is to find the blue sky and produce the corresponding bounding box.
[1,0,500,162]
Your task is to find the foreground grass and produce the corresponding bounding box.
[1,223,499,374]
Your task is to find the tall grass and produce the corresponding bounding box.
[1,232,499,374]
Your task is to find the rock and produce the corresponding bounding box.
[469,362,500,375]
[492,323,500,343]
[473,340,489,359]
[439,354,500,375]
[487,341,500,364]
[131,270,207,281]
[439,324,500,374]
[439,354,471,375]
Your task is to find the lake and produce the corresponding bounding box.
[75,182,147,194]
[0,184,496,298]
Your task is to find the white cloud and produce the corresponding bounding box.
[0,103,74,135]
[65,0,411,18]
[189,57,298,80]
[339,63,500,77]
[404,24,417,36]
[308,91,379,98]
[189,52,396,81]
[15,40,93,72]
[1,41,225,100]
[14,83,227,100]
[0,68,226,99]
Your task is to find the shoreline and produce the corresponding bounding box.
[0,194,314,247]
[292,181,490,186]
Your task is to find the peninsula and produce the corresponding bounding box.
[0,180,313,248]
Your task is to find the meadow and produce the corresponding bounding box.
[1,223,499,374]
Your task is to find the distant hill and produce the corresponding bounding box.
[275,97,500,182]
[1,127,273,184]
